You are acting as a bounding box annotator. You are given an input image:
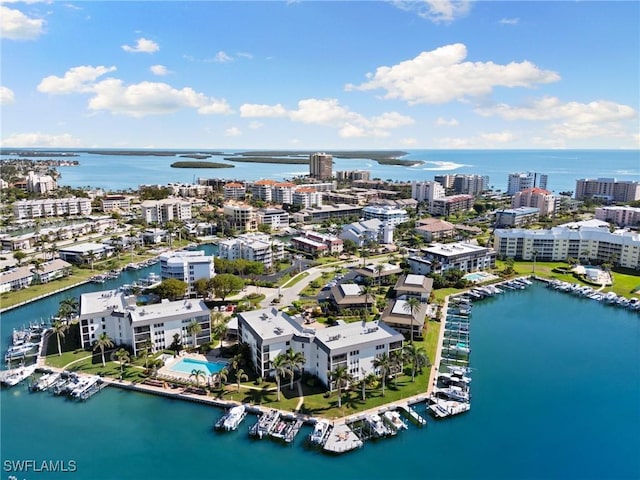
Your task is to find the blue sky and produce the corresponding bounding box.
[1,0,638,150]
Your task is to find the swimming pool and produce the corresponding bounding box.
[169,358,228,376]
[464,272,490,282]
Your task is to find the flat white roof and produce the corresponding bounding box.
[238,307,304,341]
[340,284,362,296]
[391,300,412,316]
[405,274,423,285]
[80,290,128,316]
[129,299,209,323]
[314,320,402,351]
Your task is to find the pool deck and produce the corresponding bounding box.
[158,352,227,383]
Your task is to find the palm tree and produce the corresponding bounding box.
[270,354,291,401]
[403,342,429,382]
[115,348,131,380]
[235,368,248,392]
[361,285,375,320]
[230,353,244,375]
[372,353,391,396]
[93,333,114,367]
[284,347,306,390]
[532,249,539,273]
[215,366,229,391]
[186,320,202,350]
[189,368,206,388]
[211,321,228,348]
[140,338,153,369]
[403,296,422,343]
[360,369,377,401]
[390,349,405,386]
[51,320,68,356]
[31,258,44,284]
[59,297,79,321]
[329,365,352,408]
[84,250,97,270]
[374,263,385,289]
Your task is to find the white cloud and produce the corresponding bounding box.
[499,18,519,25]
[122,37,159,54]
[150,65,170,76]
[1,132,82,147]
[392,0,472,24]
[37,65,116,94]
[225,127,242,137]
[400,137,418,146]
[476,96,636,124]
[248,121,263,129]
[289,98,362,126]
[236,52,254,60]
[0,86,15,105]
[239,103,288,118]
[215,51,233,63]
[437,131,517,148]
[548,122,630,140]
[435,117,459,126]
[0,5,45,40]
[346,43,560,105]
[370,111,415,129]
[88,79,233,117]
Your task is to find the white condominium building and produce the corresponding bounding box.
[218,233,285,269]
[26,171,57,194]
[511,188,555,216]
[141,198,192,224]
[507,172,547,195]
[293,188,323,208]
[79,290,211,355]
[362,205,409,226]
[411,181,445,203]
[159,250,215,295]
[237,307,404,389]
[13,197,92,220]
[493,224,640,269]
[256,208,290,231]
[223,203,258,232]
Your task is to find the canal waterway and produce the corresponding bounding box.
[1,278,639,479]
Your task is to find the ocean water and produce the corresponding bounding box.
[1,282,639,480]
[4,149,638,195]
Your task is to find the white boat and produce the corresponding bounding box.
[222,405,247,431]
[1,365,37,386]
[33,372,61,391]
[439,372,471,386]
[383,410,408,432]
[449,342,471,354]
[5,342,38,361]
[367,414,389,437]
[309,420,331,445]
[437,386,470,403]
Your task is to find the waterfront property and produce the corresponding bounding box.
[237,307,404,389]
[159,250,215,296]
[78,290,211,354]
[168,357,228,376]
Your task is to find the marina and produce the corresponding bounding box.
[214,404,247,432]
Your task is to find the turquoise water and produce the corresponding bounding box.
[170,358,228,375]
[4,149,637,194]
[2,282,639,479]
[464,272,486,281]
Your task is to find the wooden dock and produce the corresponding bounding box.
[323,423,363,454]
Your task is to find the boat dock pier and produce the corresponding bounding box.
[397,403,427,427]
[322,423,363,454]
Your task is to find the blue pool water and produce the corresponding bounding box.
[169,358,228,375]
[464,272,487,281]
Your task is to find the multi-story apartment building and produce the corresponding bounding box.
[218,233,285,269]
[291,230,343,256]
[434,174,489,196]
[340,219,394,246]
[237,307,404,389]
[256,208,290,231]
[291,204,363,224]
[411,180,445,203]
[250,179,276,202]
[430,194,475,217]
[493,223,640,268]
[272,182,297,205]
[574,178,640,202]
[223,203,258,232]
[410,242,496,275]
[79,290,211,355]
[511,188,555,216]
[362,205,409,226]
[335,170,371,182]
[292,187,323,208]
[223,182,246,200]
[159,250,215,296]
[495,207,540,228]
[101,195,131,213]
[595,206,640,227]
[309,152,333,180]
[140,198,192,224]
[13,197,92,220]
[507,172,548,195]
[26,171,57,194]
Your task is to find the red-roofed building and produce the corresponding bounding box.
[512,187,555,216]
[223,182,246,200]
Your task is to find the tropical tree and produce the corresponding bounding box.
[403,342,430,382]
[211,320,228,348]
[209,274,245,301]
[361,285,375,320]
[13,250,26,266]
[58,297,79,321]
[155,278,188,301]
[93,332,114,367]
[270,354,291,401]
[193,278,210,299]
[372,353,391,396]
[403,296,422,343]
[284,347,306,390]
[235,368,248,392]
[31,258,44,284]
[186,320,202,350]
[169,333,182,356]
[114,348,131,380]
[230,353,244,374]
[215,366,229,391]
[329,365,353,408]
[189,368,206,388]
[84,250,97,270]
[360,369,378,401]
[51,320,69,356]
[374,263,385,289]
[139,338,153,369]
